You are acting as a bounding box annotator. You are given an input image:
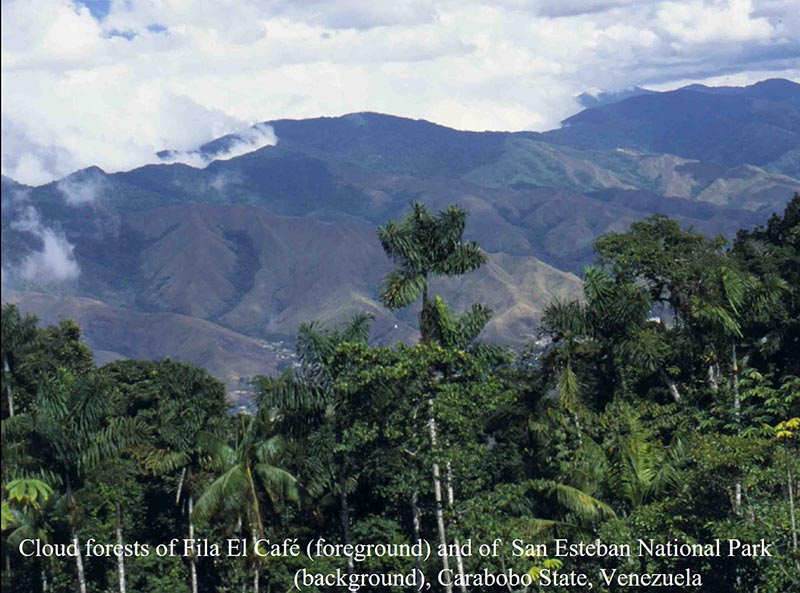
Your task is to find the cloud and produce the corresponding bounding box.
[19,228,81,283]
[9,203,80,285]
[211,123,279,161]
[57,172,107,206]
[1,0,798,185]
[1,117,80,186]
[656,0,773,44]
[527,0,652,18]
[161,123,278,167]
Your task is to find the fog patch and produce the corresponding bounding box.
[1,118,80,186]
[162,124,278,168]
[19,229,80,283]
[8,203,80,285]
[212,124,278,162]
[57,173,107,206]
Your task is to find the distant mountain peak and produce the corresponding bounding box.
[576,86,656,108]
[548,78,800,170]
[678,78,800,100]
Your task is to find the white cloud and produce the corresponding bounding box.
[57,172,106,205]
[161,123,278,167]
[1,0,798,185]
[212,124,278,161]
[9,204,80,284]
[19,229,81,283]
[656,0,773,45]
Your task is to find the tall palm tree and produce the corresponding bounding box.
[378,202,488,593]
[7,371,143,593]
[258,314,372,575]
[193,413,297,593]
[1,304,38,418]
[378,202,486,343]
[542,267,682,406]
[132,362,227,593]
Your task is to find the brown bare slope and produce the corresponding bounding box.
[122,204,581,345]
[7,291,290,389]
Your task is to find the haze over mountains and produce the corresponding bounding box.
[3,79,799,390]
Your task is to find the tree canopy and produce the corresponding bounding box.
[2,198,798,593]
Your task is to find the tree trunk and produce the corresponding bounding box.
[708,364,719,392]
[446,461,466,593]
[176,466,187,505]
[116,503,126,593]
[428,399,451,593]
[188,496,198,593]
[732,343,742,515]
[732,344,741,417]
[73,529,87,593]
[338,463,354,575]
[66,478,87,593]
[4,355,14,417]
[411,489,422,574]
[41,566,49,593]
[789,463,798,552]
[659,367,681,403]
[421,285,429,342]
[252,525,260,593]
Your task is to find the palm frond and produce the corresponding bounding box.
[459,303,492,345]
[254,464,299,507]
[80,416,147,472]
[192,465,248,523]
[339,313,374,344]
[196,431,237,467]
[548,483,616,522]
[583,266,614,305]
[140,448,190,475]
[542,300,589,338]
[379,270,426,310]
[436,205,468,246]
[558,365,581,413]
[435,242,487,276]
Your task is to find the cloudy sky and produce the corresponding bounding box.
[2,0,799,185]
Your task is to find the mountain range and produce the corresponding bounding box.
[3,79,799,390]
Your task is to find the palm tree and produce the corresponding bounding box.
[193,413,297,593]
[572,402,684,514]
[378,202,486,343]
[540,298,592,422]
[542,267,682,406]
[134,362,227,593]
[3,479,57,592]
[378,202,488,593]
[258,314,371,575]
[7,371,143,593]
[1,304,38,418]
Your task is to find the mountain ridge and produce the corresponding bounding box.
[3,78,798,391]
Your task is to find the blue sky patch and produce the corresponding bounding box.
[105,29,136,40]
[75,0,110,20]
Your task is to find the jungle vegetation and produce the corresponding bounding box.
[2,196,799,592]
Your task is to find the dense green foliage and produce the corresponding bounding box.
[2,198,798,592]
